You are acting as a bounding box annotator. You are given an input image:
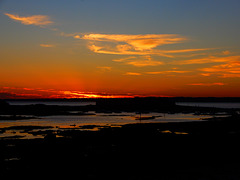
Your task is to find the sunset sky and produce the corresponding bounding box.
[0,0,240,98]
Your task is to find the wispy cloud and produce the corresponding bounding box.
[81,34,187,51]
[200,73,211,77]
[173,55,240,65]
[126,59,163,67]
[113,56,163,67]
[0,87,134,99]
[200,60,240,78]
[72,33,210,57]
[123,70,190,76]
[40,44,55,48]
[113,56,136,62]
[4,13,53,26]
[59,32,215,68]
[97,66,112,72]
[222,50,231,55]
[146,70,190,75]
[188,82,225,86]
[124,72,142,76]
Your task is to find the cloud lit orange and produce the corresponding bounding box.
[113,56,163,67]
[40,44,55,48]
[124,72,142,76]
[75,33,189,56]
[81,34,187,50]
[146,70,190,75]
[188,83,225,86]
[2,1,240,98]
[4,13,53,26]
[200,60,240,78]
[173,55,240,65]
[0,87,134,99]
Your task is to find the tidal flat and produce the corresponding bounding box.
[1,114,240,179]
[1,98,240,179]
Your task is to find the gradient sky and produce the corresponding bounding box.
[1,0,240,98]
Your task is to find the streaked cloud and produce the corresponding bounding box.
[81,33,187,50]
[112,56,136,62]
[72,33,211,58]
[123,70,190,75]
[159,48,211,54]
[146,70,190,75]
[200,73,211,77]
[222,50,231,55]
[126,59,163,67]
[4,13,53,26]
[113,56,163,67]
[0,87,133,99]
[201,61,240,72]
[97,66,112,72]
[40,44,55,48]
[221,74,240,78]
[188,82,225,86]
[173,55,240,65]
[124,72,142,76]
[63,32,214,68]
[200,60,240,78]
[145,71,165,75]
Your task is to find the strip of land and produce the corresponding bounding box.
[0,98,240,179]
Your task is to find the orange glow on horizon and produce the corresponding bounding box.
[61,91,134,99]
[1,2,240,98]
[1,85,240,99]
[0,87,138,99]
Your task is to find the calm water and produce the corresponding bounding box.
[7,100,240,108]
[1,100,237,139]
[0,112,214,139]
[176,102,240,109]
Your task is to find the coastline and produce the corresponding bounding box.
[1,98,240,179]
[1,114,240,179]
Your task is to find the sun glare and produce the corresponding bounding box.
[62,91,133,99]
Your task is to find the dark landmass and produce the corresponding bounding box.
[1,114,240,179]
[0,98,240,179]
[1,98,239,116]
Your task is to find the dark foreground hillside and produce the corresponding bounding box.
[1,114,240,179]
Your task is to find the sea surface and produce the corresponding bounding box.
[176,102,240,109]
[7,100,240,109]
[1,100,238,139]
[0,111,221,139]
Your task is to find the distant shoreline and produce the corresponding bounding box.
[3,96,240,102]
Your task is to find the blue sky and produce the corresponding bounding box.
[1,0,240,48]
